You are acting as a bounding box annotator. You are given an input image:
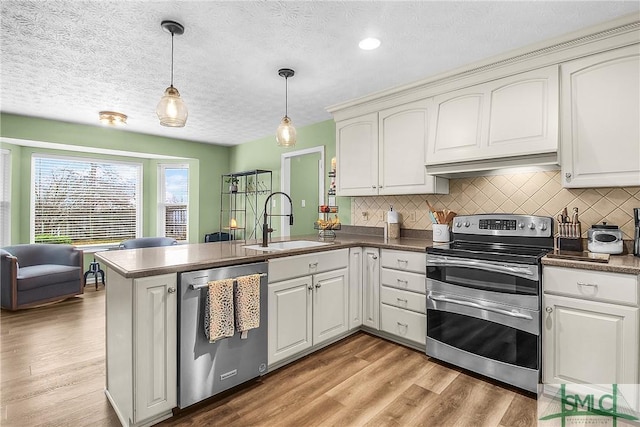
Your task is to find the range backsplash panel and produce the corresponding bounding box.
[351,171,640,239]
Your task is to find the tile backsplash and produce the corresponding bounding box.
[351,171,640,239]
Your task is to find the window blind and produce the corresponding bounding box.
[32,155,141,245]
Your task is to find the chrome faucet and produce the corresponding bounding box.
[262,192,294,247]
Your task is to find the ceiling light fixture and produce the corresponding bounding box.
[156,20,188,127]
[276,68,297,147]
[99,111,127,126]
[359,37,381,50]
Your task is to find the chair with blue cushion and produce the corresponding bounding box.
[119,237,178,249]
[0,244,84,310]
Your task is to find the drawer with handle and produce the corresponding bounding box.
[380,304,426,345]
[543,265,638,306]
[381,249,426,274]
[381,268,425,294]
[269,249,348,283]
[380,285,426,314]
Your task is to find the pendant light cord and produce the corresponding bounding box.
[170,31,175,87]
[285,76,288,117]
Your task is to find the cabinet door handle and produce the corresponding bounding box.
[565,172,572,179]
[168,287,176,294]
[315,283,322,289]
[396,297,408,303]
[372,255,378,260]
[397,259,408,265]
[397,279,408,286]
[309,262,318,269]
[308,285,313,291]
[545,306,553,313]
[397,322,408,328]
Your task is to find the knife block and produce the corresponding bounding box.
[558,236,583,252]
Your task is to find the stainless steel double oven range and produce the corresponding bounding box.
[426,214,553,393]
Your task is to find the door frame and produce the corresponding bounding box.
[280,146,325,237]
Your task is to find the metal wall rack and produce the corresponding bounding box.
[219,169,272,242]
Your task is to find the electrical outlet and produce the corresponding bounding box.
[361,211,368,221]
[408,211,416,222]
[378,211,385,221]
[301,199,306,208]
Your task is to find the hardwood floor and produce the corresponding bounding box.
[1,287,537,427]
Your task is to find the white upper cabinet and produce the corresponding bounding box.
[427,65,559,167]
[378,100,448,195]
[335,103,448,197]
[335,113,379,196]
[560,44,640,188]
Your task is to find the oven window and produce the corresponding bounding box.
[427,265,538,296]
[427,310,538,369]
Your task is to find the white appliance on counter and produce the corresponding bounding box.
[178,262,268,408]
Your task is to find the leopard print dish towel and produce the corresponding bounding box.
[206,278,235,343]
[235,274,261,335]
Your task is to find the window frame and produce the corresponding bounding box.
[0,148,11,246]
[30,153,143,247]
[157,163,189,242]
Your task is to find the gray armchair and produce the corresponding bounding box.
[119,237,178,249]
[1,244,84,311]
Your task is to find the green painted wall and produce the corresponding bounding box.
[0,113,230,246]
[229,119,351,231]
[290,152,320,236]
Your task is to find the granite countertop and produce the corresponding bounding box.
[96,233,434,279]
[542,252,640,275]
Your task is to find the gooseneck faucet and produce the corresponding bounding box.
[262,192,294,247]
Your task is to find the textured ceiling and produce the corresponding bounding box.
[1,1,638,146]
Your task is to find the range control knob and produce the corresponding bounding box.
[464,221,471,228]
[455,222,462,228]
[528,223,536,230]
[539,223,548,231]
[518,222,525,229]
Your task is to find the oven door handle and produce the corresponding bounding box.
[426,257,535,277]
[428,294,533,320]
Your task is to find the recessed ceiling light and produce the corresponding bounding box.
[99,111,127,126]
[359,37,381,50]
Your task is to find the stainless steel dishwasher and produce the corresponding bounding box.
[178,262,268,408]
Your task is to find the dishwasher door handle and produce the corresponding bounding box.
[189,272,268,290]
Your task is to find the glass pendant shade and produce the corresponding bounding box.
[156,86,188,127]
[276,116,297,147]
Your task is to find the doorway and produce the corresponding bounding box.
[280,146,325,237]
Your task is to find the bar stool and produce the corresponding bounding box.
[84,259,105,290]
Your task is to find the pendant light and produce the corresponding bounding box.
[156,20,188,127]
[276,68,296,147]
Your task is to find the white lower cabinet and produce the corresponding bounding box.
[543,266,639,411]
[362,247,380,330]
[379,249,427,346]
[268,276,313,365]
[268,249,349,366]
[106,269,177,427]
[348,247,363,330]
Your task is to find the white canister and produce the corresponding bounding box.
[432,224,450,242]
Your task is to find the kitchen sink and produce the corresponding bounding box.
[243,240,332,252]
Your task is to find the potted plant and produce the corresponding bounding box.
[226,177,239,193]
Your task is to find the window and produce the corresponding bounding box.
[32,155,142,246]
[158,164,189,241]
[0,149,11,246]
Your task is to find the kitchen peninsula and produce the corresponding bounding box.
[96,233,432,427]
